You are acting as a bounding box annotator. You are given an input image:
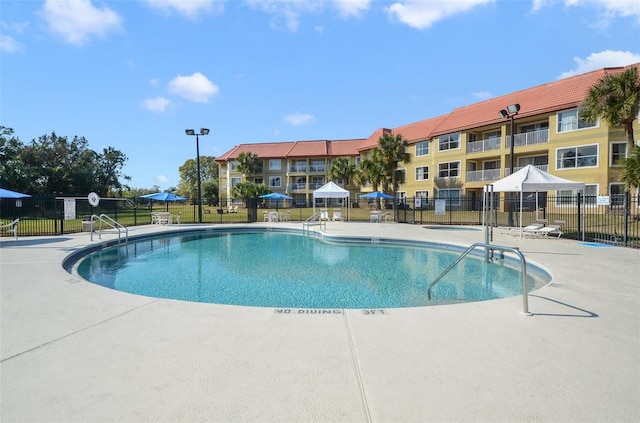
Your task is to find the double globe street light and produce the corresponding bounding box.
[499,103,520,227]
[185,128,210,223]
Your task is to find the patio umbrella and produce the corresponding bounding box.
[141,192,187,211]
[259,192,293,211]
[361,191,394,199]
[0,188,31,199]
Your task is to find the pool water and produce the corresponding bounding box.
[75,231,549,309]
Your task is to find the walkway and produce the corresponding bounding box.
[1,222,638,422]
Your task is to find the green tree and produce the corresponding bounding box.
[232,182,268,202]
[236,152,262,182]
[582,66,640,149]
[328,157,356,187]
[354,158,385,192]
[620,146,640,190]
[178,155,218,204]
[374,132,411,195]
[1,129,129,196]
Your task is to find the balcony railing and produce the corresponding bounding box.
[289,183,307,191]
[509,129,549,147]
[505,164,548,176]
[309,165,326,173]
[467,138,501,153]
[466,169,501,182]
[288,165,307,172]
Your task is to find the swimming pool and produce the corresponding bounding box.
[69,228,550,309]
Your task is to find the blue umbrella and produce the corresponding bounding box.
[141,192,187,201]
[259,192,293,210]
[259,192,293,200]
[361,191,394,199]
[0,188,31,199]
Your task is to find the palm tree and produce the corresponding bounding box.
[354,158,385,192]
[236,152,262,182]
[620,146,640,190]
[374,132,411,195]
[328,157,356,187]
[582,66,640,149]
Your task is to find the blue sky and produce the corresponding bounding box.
[2,0,640,191]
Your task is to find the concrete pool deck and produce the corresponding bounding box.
[1,222,638,423]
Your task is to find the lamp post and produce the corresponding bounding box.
[499,103,520,227]
[185,128,210,223]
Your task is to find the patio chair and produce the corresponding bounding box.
[263,211,270,222]
[532,223,565,238]
[370,210,381,222]
[320,208,330,221]
[332,208,343,221]
[0,219,19,240]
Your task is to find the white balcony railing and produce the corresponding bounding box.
[309,165,326,173]
[509,129,549,147]
[467,138,501,153]
[466,169,501,182]
[288,165,307,172]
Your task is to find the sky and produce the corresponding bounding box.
[2,0,640,191]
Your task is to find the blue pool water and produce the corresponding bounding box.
[74,230,549,309]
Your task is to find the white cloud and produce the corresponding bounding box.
[532,0,640,24]
[0,35,24,53]
[333,0,370,18]
[144,96,172,113]
[284,112,314,125]
[167,72,219,103]
[245,0,368,31]
[156,175,169,183]
[559,50,640,79]
[384,0,494,30]
[144,0,224,20]
[38,0,123,46]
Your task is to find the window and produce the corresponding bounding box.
[415,141,429,156]
[415,191,429,207]
[396,169,406,184]
[556,184,597,206]
[520,121,549,133]
[229,160,238,171]
[557,108,597,133]
[610,183,626,206]
[268,176,281,187]
[438,161,460,178]
[437,189,461,206]
[557,145,598,169]
[610,142,627,166]
[518,155,548,167]
[253,178,263,184]
[483,130,501,140]
[438,133,460,151]
[269,159,281,170]
[230,177,241,188]
[415,166,429,181]
[337,178,350,187]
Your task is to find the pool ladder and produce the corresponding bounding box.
[427,243,531,315]
[90,214,129,244]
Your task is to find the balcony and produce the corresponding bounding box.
[289,183,307,191]
[288,165,307,173]
[467,138,501,153]
[466,169,501,182]
[509,129,549,147]
[308,165,326,173]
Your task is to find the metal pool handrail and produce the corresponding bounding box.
[90,214,128,244]
[427,242,531,315]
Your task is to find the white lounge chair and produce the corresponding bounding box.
[332,208,343,221]
[532,223,564,238]
[320,208,330,221]
[1,219,19,240]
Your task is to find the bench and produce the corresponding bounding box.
[0,219,19,240]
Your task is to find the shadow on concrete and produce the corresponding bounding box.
[529,294,599,318]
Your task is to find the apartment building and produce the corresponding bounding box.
[216,63,639,207]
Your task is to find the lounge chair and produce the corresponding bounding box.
[370,210,381,222]
[332,208,343,221]
[0,219,19,240]
[532,223,564,238]
[320,208,330,222]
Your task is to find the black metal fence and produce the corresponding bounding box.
[2,194,638,248]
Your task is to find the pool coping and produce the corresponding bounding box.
[1,222,639,422]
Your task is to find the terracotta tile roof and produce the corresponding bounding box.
[216,139,366,162]
[217,63,639,161]
[431,63,639,136]
[392,115,450,144]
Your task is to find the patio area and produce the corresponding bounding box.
[1,222,638,422]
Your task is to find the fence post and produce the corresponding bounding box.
[624,191,630,246]
[577,192,582,241]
